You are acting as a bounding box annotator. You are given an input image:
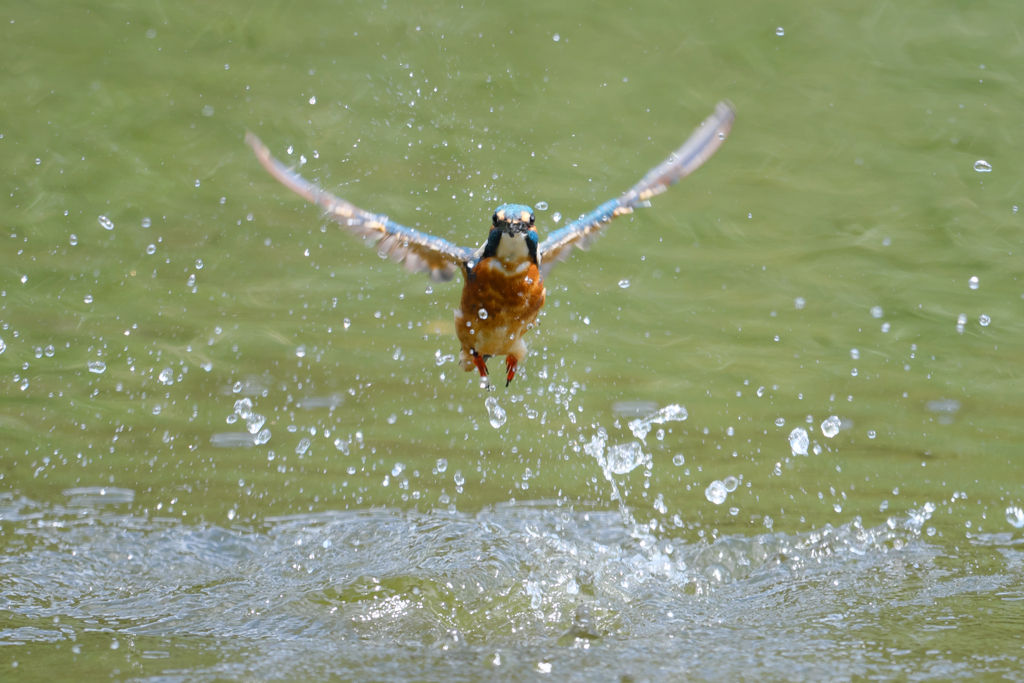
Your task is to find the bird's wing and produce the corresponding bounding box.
[246,132,475,282]
[538,101,735,276]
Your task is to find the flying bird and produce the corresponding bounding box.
[246,101,734,388]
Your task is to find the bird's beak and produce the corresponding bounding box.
[503,221,530,236]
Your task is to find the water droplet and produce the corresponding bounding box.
[343,318,351,329]
[723,476,739,493]
[232,381,243,393]
[295,344,306,358]
[247,415,266,434]
[850,348,860,360]
[391,462,405,477]
[227,509,236,521]
[454,470,465,486]
[233,398,253,419]
[794,297,805,309]
[552,212,562,222]
[957,313,967,325]
[757,386,764,397]
[618,279,630,289]
[44,345,54,357]
[436,458,448,473]
[142,217,151,228]
[195,259,204,270]
[821,415,841,438]
[775,26,785,36]
[186,274,196,287]
[705,480,727,504]
[309,95,317,104]
[477,308,488,319]
[295,438,311,455]
[485,396,507,428]
[88,361,106,374]
[158,368,174,385]
[69,234,78,245]
[535,201,548,210]
[979,314,991,326]
[968,276,979,290]
[881,322,891,333]
[387,413,398,424]
[974,160,992,172]
[672,454,685,466]
[98,215,114,230]
[552,33,560,41]
[202,105,215,117]
[606,441,645,474]
[20,275,27,284]
[870,306,883,318]
[867,430,877,439]
[20,378,29,391]
[788,427,809,455]
[774,417,785,427]
[1005,506,1024,529]
[146,244,156,255]
[83,294,93,304]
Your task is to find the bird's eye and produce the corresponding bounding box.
[529,215,535,225]
[492,213,499,226]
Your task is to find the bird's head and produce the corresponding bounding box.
[492,204,536,235]
[481,204,539,265]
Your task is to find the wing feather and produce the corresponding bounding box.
[538,101,735,276]
[246,132,474,281]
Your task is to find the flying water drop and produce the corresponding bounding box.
[705,480,727,504]
[98,215,114,230]
[821,415,841,438]
[485,396,506,428]
[974,160,992,172]
[788,427,809,455]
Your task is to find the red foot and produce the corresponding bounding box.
[505,355,518,387]
[471,350,489,378]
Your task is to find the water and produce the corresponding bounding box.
[3,0,1024,680]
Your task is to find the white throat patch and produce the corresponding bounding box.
[495,232,530,263]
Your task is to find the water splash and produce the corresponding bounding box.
[627,404,687,444]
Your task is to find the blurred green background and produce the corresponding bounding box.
[2,0,1024,679]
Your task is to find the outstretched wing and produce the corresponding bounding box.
[246,132,475,282]
[538,101,735,276]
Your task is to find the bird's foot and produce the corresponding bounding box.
[471,349,489,376]
[505,355,518,387]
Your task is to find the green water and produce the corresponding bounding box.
[3,0,1024,680]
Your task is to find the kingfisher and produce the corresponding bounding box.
[247,101,734,388]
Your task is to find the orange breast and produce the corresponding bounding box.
[455,258,545,358]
